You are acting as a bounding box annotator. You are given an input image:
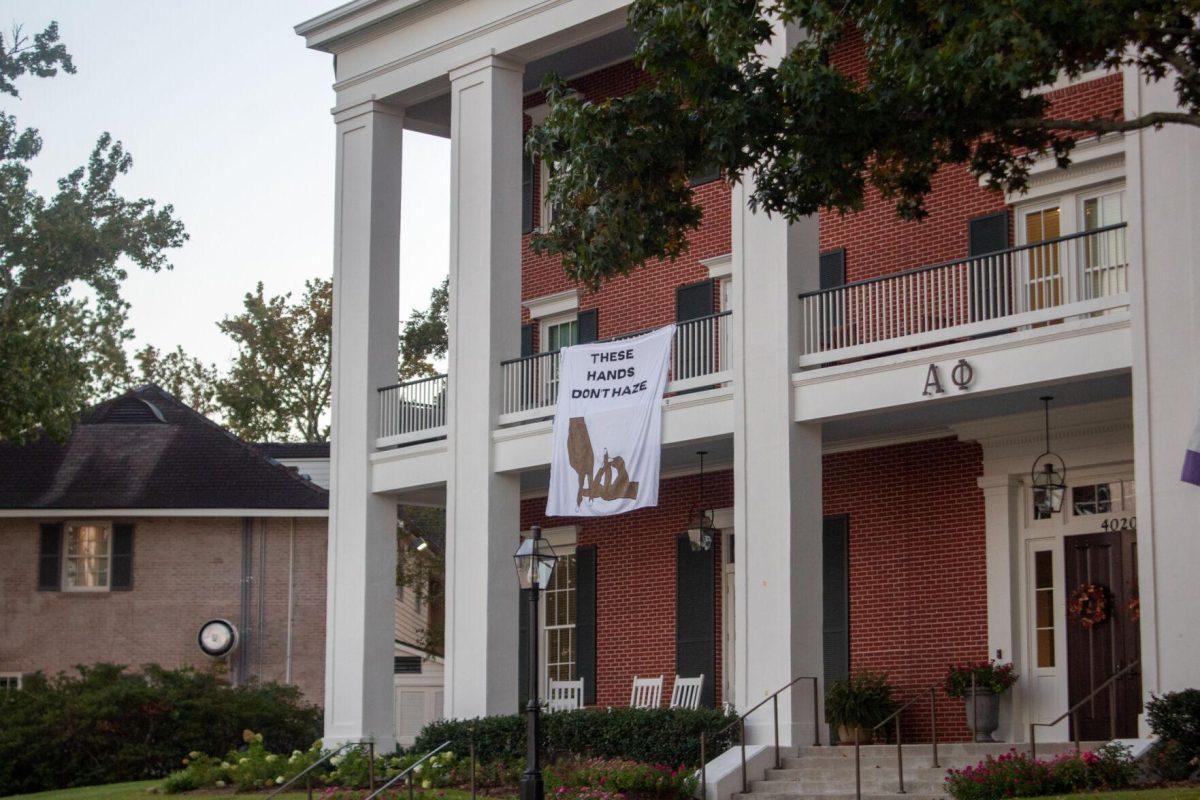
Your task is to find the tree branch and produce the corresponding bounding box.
[1009,111,1200,133]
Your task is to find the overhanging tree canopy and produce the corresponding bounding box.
[527,0,1199,287]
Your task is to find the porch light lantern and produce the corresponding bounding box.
[513,525,556,800]
[1031,396,1067,515]
[686,450,717,552]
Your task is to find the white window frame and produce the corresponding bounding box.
[0,673,22,693]
[62,521,113,592]
[525,525,579,697]
[540,311,579,354]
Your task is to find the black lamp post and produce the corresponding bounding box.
[513,524,557,800]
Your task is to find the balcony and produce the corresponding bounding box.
[376,311,733,449]
[798,223,1129,367]
[498,310,732,425]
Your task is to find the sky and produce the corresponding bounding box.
[4,0,451,367]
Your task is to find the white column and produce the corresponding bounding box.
[979,474,1021,741]
[1126,66,1200,711]
[730,21,823,748]
[444,54,524,719]
[324,100,404,749]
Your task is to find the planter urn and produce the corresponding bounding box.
[963,688,1001,742]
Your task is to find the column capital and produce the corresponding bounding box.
[448,52,525,84]
[332,97,405,126]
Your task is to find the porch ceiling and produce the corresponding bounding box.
[822,372,1132,445]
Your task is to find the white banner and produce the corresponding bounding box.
[546,324,676,517]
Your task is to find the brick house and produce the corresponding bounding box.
[296,0,1199,767]
[0,386,443,742]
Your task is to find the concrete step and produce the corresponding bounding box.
[735,793,945,800]
[751,779,948,795]
[765,766,950,781]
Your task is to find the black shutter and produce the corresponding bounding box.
[577,309,599,344]
[822,515,850,740]
[111,523,134,590]
[521,323,535,358]
[518,588,531,712]
[575,545,597,704]
[38,523,62,591]
[968,211,1012,322]
[521,154,535,234]
[968,212,1009,256]
[675,280,715,322]
[819,249,846,289]
[676,535,716,708]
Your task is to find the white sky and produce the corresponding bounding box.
[5,0,450,366]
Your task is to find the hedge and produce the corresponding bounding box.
[413,707,737,767]
[0,663,321,796]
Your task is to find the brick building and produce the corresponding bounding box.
[0,387,443,744]
[297,0,1200,772]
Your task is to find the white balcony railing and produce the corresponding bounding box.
[377,373,447,448]
[499,310,733,425]
[798,223,1129,366]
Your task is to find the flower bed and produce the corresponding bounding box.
[944,744,1136,800]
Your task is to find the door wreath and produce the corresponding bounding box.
[1068,582,1110,629]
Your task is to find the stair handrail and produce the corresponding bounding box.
[850,684,940,800]
[699,675,821,800]
[363,740,453,800]
[265,740,360,800]
[1029,658,1140,760]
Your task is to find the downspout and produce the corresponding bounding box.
[285,518,296,684]
[256,518,268,678]
[239,517,254,684]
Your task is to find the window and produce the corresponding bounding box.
[1081,188,1127,298]
[1071,483,1114,516]
[543,551,577,685]
[0,674,21,693]
[64,523,111,591]
[542,317,579,353]
[1033,550,1055,668]
[394,656,422,674]
[1023,206,1062,310]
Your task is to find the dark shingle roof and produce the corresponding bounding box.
[253,442,330,460]
[0,385,328,511]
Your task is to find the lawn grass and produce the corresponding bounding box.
[2,783,506,800]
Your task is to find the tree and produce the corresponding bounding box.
[0,22,187,442]
[398,276,448,380]
[216,278,332,442]
[396,505,446,655]
[133,344,220,417]
[528,0,1200,286]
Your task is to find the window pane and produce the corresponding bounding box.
[1037,629,1056,668]
[1072,483,1113,515]
[1036,589,1054,627]
[67,525,108,557]
[1035,550,1053,588]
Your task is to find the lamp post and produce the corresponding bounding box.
[513,525,557,800]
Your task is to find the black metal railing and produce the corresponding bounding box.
[699,675,821,799]
[852,685,940,800]
[1029,659,1140,759]
[265,741,361,800]
[363,740,453,800]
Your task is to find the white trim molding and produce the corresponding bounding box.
[522,289,580,320]
[0,509,329,518]
[702,253,732,280]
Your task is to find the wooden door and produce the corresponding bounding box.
[1063,530,1141,740]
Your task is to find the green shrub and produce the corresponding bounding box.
[944,744,1134,800]
[0,663,321,796]
[547,758,697,798]
[1145,689,1200,781]
[413,707,736,768]
[824,671,897,731]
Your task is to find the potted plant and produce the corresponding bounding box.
[825,671,897,744]
[945,660,1018,742]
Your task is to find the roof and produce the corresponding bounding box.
[253,442,330,460]
[0,385,328,512]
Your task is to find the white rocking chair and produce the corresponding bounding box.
[669,674,704,710]
[629,675,664,709]
[547,678,584,712]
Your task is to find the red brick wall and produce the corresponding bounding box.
[824,437,987,741]
[819,36,1124,283]
[522,469,733,708]
[0,516,328,704]
[522,60,731,343]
